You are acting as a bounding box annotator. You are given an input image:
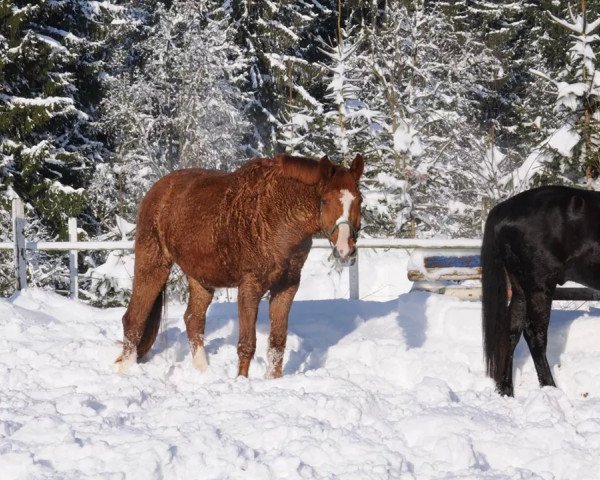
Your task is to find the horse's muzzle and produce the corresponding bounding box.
[332,246,357,266]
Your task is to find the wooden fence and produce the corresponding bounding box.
[1,199,482,300]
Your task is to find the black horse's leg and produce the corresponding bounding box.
[497,281,527,397]
[524,290,556,388]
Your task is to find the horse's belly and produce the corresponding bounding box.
[164,217,312,289]
[178,260,240,288]
[169,241,240,288]
[564,257,600,290]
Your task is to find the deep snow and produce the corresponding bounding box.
[2,250,600,479]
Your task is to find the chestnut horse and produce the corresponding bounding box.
[115,154,364,377]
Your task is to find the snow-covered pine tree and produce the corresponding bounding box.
[442,1,570,197]
[278,8,375,164]
[0,0,119,235]
[231,0,335,156]
[358,1,418,237]
[0,0,119,294]
[361,0,502,237]
[509,2,600,189]
[318,21,375,166]
[443,1,540,177]
[101,0,250,221]
[90,0,250,305]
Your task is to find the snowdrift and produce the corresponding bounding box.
[3,284,600,479]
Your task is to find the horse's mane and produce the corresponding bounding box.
[232,154,330,188]
[275,154,324,185]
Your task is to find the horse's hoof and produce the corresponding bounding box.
[192,346,209,372]
[265,371,282,380]
[114,351,136,373]
[496,384,514,397]
[266,348,283,379]
[237,358,251,378]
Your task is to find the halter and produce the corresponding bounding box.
[320,203,359,262]
[323,219,359,242]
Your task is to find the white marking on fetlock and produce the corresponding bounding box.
[114,348,137,374]
[266,347,284,379]
[192,346,209,372]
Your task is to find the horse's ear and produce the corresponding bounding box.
[319,155,335,181]
[350,154,364,182]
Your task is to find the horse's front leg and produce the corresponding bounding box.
[237,278,265,377]
[267,281,300,379]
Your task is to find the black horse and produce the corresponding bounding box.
[482,185,600,396]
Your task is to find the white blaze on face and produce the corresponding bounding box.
[335,189,355,258]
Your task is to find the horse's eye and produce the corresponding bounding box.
[321,199,327,206]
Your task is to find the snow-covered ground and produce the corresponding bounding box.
[3,250,600,479]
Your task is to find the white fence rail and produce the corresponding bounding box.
[2,198,483,300]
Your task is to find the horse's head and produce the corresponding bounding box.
[318,154,364,265]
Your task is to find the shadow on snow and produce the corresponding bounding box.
[144,292,587,379]
[144,298,399,374]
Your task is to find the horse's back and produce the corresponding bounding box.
[489,185,600,229]
[488,185,600,287]
[137,168,228,226]
[136,167,230,251]
[493,185,597,214]
[151,168,228,196]
[134,160,320,288]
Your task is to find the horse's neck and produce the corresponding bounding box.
[283,183,322,237]
[220,171,321,238]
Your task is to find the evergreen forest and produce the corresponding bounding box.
[2,0,600,300]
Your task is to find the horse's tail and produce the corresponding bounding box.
[136,287,166,358]
[481,208,509,387]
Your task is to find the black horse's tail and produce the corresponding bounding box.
[481,208,509,387]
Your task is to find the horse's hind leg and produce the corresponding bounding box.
[115,248,172,373]
[497,278,527,396]
[267,281,300,379]
[237,278,265,377]
[184,276,214,371]
[524,290,556,389]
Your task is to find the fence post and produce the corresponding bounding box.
[12,198,27,290]
[349,251,359,300]
[68,217,78,300]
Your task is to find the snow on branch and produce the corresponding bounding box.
[1,94,74,108]
[549,12,600,35]
[529,69,558,86]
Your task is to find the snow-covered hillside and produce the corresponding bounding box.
[3,267,600,479]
